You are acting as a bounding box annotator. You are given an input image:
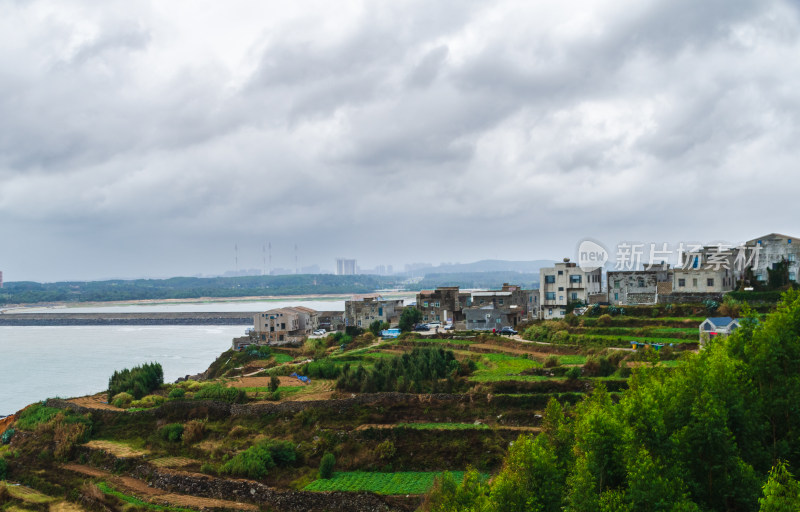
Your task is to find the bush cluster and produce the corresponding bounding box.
[219,440,297,480]
[302,359,340,379]
[336,347,474,393]
[159,423,184,442]
[107,362,163,401]
[194,384,247,403]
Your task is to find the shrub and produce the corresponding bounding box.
[220,440,297,480]
[544,355,560,368]
[159,423,184,443]
[566,367,582,380]
[597,314,613,327]
[552,330,571,343]
[0,458,7,480]
[111,392,134,408]
[319,452,335,479]
[16,404,61,430]
[583,356,617,377]
[168,388,186,400]
[194,384,247,403]
[178,380,201,392]
[269,376,280,393]
[52,414,91,459]
[1,428,14,445]
[303,359,340,379]
[376,440,396,460]
[107,362,163,401]
[182,420,205,445]
[524,325,551,341]
[129,395,165,409]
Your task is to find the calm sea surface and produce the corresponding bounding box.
[0,298,350,416]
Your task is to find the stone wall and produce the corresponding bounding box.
[0,312,256,326]
[75,445,416,512]
[657,292,724,304]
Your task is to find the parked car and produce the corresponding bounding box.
[312,329,326,336]
[497,326,518,336]
[414,323,430,331]
[444,323,454,330]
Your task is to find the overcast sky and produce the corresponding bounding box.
[2,0,800,281]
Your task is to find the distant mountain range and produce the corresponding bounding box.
[409,259,557,275]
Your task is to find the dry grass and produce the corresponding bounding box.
[84,440,148,458]
[0,483,56,504]
[50,501,87,512]
[149,457,199,469]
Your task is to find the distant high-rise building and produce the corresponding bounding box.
[336,258,357,276]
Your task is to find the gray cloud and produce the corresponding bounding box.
[1,0,800,281]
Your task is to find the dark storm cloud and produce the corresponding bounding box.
[1,0,800,281]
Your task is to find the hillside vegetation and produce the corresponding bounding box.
[2,294,799,511]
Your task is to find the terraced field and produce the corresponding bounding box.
[304,471,486,495]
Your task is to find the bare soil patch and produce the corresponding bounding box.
[84,440,148,458]
[226,376,305,389]
[62,464,258,511]
[69,394,121,411]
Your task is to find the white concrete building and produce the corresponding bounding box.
[539,258,602,320]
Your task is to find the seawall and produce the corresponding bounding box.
[0,311,258,326]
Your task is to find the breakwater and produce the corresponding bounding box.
[0,311,258,326]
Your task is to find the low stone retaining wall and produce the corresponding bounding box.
[75,445,416,512]
[0,312,256,326]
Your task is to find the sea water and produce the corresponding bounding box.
[0,325,243,416]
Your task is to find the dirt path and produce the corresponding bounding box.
[68,394,122,411]
[62,464,258,511]
[226,375,306,388]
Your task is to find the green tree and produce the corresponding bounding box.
[759,461,800,511]
[399,307,423,332]
[269,375,280,393]
[319,452,335,479]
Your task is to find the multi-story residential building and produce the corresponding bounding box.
[539,258,602,319]
[745,233,800,285]
[608,268,672,305]
[671,245,736,295]
[253,306,317,345]
[467,283,539,320]
[416,287,470,325]
[335,258,357,275]
[316,311,345,332]
[465,306,522,331]
[344,295,404,328]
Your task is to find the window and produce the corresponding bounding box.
[614,293,619,301]
[498,298,504,305]
[558,270,563,275]
[559,295,564,301]
[570,275,582,283]
[545,275,555,284]
[423,301,428,307]
[638,278,645,288]
[435,301,440,307]
[692,278,698,287]
[707,278,714,287]
[614,280,620,289]
[789,254,797,262]
[545,292,555,300]
[480,299,485,304]
[790,271,797,281]
[558,287,564,291]
[758,272,766,281]
[571,292,578,300]
[560,310,566,315]
[678,278,686,287]
[548,308,553,315]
